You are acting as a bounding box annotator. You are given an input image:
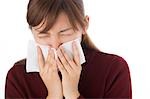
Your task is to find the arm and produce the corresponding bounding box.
[104,56,132,98]
[74,56,132,99]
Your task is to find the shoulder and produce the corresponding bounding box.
[85,48,130,72]
[11,58,26,71]
[6,59,27,78]
[14,58,26,66]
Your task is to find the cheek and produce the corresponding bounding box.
[60,36,74,43]
[73,30,82,38]
[77,29,84,35]
[32,34,49,45]
[33,36,48,45]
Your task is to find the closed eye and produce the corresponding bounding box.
[59,27,72,33]
[59,27,74,35]
[38,33,50,38]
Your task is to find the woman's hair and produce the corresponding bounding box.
[26,0,99,51]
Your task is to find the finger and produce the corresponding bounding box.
[46,48,57,71]
[37,46,45,72]
[60,46,76,69]
[72,41,80,65]
[57,48,71,73]
[56,58,67,75]
[46,48,53,64]
[50,49,57,70]
[44,48,52,72]
[50,48,56,62]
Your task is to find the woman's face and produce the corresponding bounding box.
[32,12,85,49]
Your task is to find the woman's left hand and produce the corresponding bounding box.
[56,41,82,99]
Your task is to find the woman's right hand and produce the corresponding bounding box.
[37,46,63,99]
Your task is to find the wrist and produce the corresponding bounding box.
[65,91,80,99]
[46,95,63,99]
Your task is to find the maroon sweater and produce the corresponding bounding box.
[5,48,132,99]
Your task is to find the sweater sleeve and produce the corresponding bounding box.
[78,55,132,99]
[104,56,132,98]
[5,60,48,99]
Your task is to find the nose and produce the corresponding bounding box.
[47,36,61,49]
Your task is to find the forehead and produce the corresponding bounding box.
[33,12,72,31]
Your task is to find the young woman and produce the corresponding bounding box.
[5,0,132,99]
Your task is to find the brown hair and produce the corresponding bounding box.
[26,0,99,51]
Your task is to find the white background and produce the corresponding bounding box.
[0,0,150,99]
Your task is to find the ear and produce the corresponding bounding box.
[82,15,89,35]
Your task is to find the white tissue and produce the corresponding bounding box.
[26,37,86,72]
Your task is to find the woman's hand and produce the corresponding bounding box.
[56,41,82,99]
[37,46,63,99]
